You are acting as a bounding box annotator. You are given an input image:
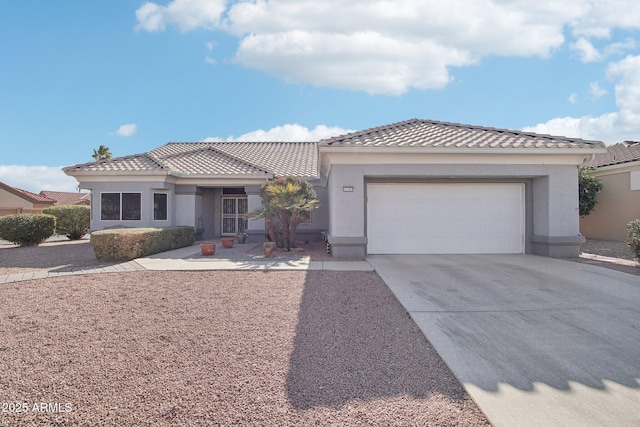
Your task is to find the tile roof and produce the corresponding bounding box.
[582,141,640,168]
[0,181,56,204]
[160,147,270,176]
[65,142,319,178]
[64,154,168,173]
[319,118,605,149]
[39,191,91,205]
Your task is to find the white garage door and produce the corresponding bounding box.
[367,183,525,254]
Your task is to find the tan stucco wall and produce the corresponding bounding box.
[0,189,45,215]
[580,170,640,241]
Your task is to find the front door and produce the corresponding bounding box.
[221,197,248,235]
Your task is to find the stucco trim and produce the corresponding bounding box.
[531,234,585,258]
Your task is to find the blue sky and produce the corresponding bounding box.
[1,0,639,192]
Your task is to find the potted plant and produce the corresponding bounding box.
[221,237,234,248]
[200,242,216,256]
[237,232,247,244]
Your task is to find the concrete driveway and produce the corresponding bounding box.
[367,254,640,427]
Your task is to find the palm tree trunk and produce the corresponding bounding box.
[280,210,290,250]
[289,212,299,249]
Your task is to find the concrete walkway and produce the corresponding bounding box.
[368,254,640,427]
[0,241,373,284]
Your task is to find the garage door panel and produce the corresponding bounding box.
[367,183,524,254]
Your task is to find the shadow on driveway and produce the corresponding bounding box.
[368,254,640,426]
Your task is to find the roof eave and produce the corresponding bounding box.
[64,169,169,177]
[318,146,607,155]
[169,172,273,179]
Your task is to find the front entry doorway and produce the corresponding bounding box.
[221,196,248,235]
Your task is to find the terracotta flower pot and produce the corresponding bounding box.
[263,242,277,258]
[221,237,234,248]
[200,243,216,256]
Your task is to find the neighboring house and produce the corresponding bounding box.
[580,141,640,241]
[0,181,56,215]
[64,119,605,258]
[39,190,91,206]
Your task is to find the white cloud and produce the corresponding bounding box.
[568,93,578,104]
[570,36,636,63]
[0,166,81,193]
[570,37,601,62]
[523,54,640,144]
[607,54,640,112]
[136,0,640,94]
[115,123,138,137]
[203,124,354,142]
[135,0,226,33]
[589,82,608,98]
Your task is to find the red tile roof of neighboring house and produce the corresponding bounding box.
[582,141,640,168]
[320,118,605,149]
[39,191,90,205]
[0,181,56,204]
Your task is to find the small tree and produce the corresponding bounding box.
[579,167,603,217]
[247,177,319,251]
[42,205,90,240]
[92,145,112,161]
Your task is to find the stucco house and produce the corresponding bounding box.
[580,141,640,241]
[39,190,91,206]
[64,119,605,258]
[0,181,56,216]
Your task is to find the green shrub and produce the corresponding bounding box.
[0,214,56,246]
[626,219,640,261]
[42,205,90,240]
[91,226,194,261]
[579,167,603,217]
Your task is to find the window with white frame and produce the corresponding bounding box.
[101,192,141,220]
[154,193,168,221]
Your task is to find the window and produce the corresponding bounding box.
[101,193,120,220]
[154,193,168,221]
[101,192,141,221]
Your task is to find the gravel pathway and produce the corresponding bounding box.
[0,241,489,426]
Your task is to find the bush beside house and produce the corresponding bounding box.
[578,167,603,217]
[0,214,56,246]
[42,205,90,240]
[626,219,640,261]
[91,226,195,261]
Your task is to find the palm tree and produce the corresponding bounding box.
[247,176,319,250]
[92,145,112,161]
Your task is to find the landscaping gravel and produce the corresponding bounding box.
[0,241,489,426]
[0,238,103,275]
[572,239,640,276]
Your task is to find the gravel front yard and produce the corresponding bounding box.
[0,238,103,275]
[0,241,489,426]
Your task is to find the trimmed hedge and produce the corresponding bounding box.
[91,226,195,262]
[42,205,90,240]
[0,214,56,246]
